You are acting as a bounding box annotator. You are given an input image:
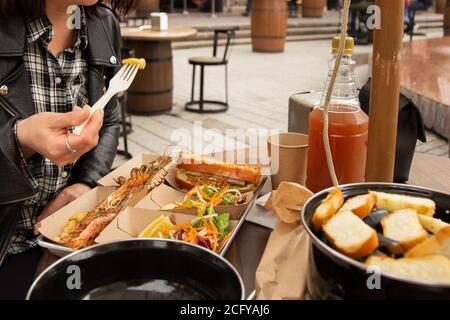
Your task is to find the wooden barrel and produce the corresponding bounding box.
[124,40,173,114]
[436,0,447,14]
[445,0,450,36]
[251,0,287,53]
[302,0,326,18]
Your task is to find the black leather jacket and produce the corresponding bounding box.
[0,4,121,262]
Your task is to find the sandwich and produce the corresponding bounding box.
[175,153,261,192]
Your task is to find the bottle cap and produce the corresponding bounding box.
[332,36,354,55]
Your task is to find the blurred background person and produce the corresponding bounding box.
[405,0,433,33]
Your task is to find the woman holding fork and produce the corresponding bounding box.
[0,0,137,299]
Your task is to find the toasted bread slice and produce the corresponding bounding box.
[406,226,450,259]
[371,191,435,216]
[338,193,376,219]
[418,215,449,234]
[381,209,429,254]
[312,187,344,231]
[365,255,450,284]
[323,210,379,259]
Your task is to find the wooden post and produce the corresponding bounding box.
[445,0,450,36]
[365,0,404,182]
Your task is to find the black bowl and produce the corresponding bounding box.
[301,183,450,300]
[27,239,244,300]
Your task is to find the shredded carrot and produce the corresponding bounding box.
[177,185,240,209]
[219,232,231,251]
[209,220,218,234]
[213,233,218,252]
[155,201,230,253]
[185,186,199,199]
[197,207,206,223]
[209,194,223,206]
[199,188,211,200]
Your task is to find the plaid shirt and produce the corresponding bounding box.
[8,8,89,255]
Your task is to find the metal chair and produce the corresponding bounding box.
[117,47,135,159]
[185,27,236,113]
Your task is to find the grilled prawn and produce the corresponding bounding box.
[60,156,175,250]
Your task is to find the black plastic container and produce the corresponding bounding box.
[27,239,244,300]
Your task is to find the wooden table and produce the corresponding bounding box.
[400,37,450,154]
[121,27,197,114]
[34,153,450,298]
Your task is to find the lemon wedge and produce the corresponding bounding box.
[138,215,173,238]
[122,58,146,70]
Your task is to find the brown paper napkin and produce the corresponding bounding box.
[256,182,314,300]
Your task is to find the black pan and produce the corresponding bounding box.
[301,183,450,300]
[27,239,244,300]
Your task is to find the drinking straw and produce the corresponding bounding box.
[322,0,352,187]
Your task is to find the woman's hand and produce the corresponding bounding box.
[34,183,92,235]
[16,105,104,167]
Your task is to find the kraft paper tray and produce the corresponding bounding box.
[37,176,268,258]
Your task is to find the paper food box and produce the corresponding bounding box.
[37,154,162,247]
[35,154,170,255]
[36,186,118,244]
[101,151,264,220]
[95,207,238,255]
[135,183,254,221]
[36,149,265,255]
[100,148,268,189]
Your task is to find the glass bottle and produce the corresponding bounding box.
[306,36,369,193]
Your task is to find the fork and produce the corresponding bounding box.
[73,63,140,135]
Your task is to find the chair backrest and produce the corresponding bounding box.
[212,28,237,63]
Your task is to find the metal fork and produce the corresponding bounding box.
[73,63,140,135]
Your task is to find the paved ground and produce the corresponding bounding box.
[114,26,448,167]
[116,40,368,164]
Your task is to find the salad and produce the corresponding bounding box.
[138,205,231,253]
[175,185,246,209]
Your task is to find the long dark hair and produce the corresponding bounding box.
[0,0,139,18]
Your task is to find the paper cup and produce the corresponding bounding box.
[267,133,308,190]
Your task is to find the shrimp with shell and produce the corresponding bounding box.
[59,156,175,250]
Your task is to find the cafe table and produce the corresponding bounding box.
[121,27,197,114]
[34,152,450,298]
[400,37,450,148]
